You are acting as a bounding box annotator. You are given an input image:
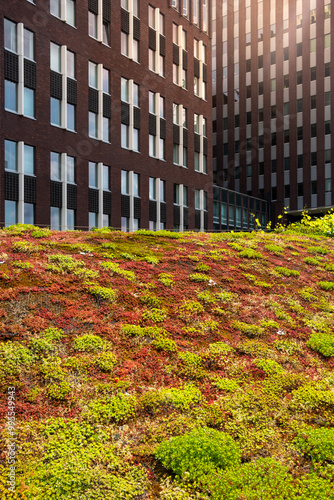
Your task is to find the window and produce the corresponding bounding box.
[50,152,61,181]
[296,14,302,28]
[325,91,331,107]
[311,181,317,195]
[103,165,110,190]
[24,204,34,224]
[88,11,97,38]
[325,120,331,135]
[311,95,316,109]
[24,29,34,60]
[283,47,289,61]
[310,9,316,24]
[271,51,276,65]
[284,185,290,199]
[121,32,128,56]
[50,0,61,17]
[311,123,317,138]
[310,38,316,53]
[297,71,302,85]
[271,160,277,173]
[325,178,332,192]
[51,97,61,126]
[51,0,75,26]
[310,67,316,81]
[258,82,264,95]
[284,130,289,144]
[284,102,289,116]
[297,126,303,141]
[5,140,17,171]
[325,62,330,78]
[5,201,18,227]
[298,183,303,197]
[297,98,303,113]
[4,19,17,53]
[89,162,98,188]
[325,150,331,164]
[297,155,303,169]
[121,170,129,195]
[258,55,263,68]
[284,158,290,171]
[67,156,75,183]
[325,34,331,49]
[271,78,276,92]
[50,42,61,73]
[311,153,317,167]
[24,145,34,175]
[325,4,331,19]
[297,43,302,57]
[5,81,17,113]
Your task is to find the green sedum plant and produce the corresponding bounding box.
[72,334,108,352]
[307,332,334,357]
[294,427,334,463]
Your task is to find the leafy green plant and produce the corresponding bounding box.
[194,263,211,272]
[294,427,334,463]
[274,339,302,355]
[189,273,210,283]
[46,380,72,400]
[0,343,35,376]
[275,266,300,277]
[318,281,334,291]
[212,377,239,392]
[155,428,241,484]
[100,261,136,281]
[307,333,334,356]
[139,293,162,308]
[238,248,263,259]
[265,243,284,254]
[141,384,201,412]
[158,273,175,287]
[47,254,84,274]
[31,228,52,239]
[85,393,136,423]
[12,241,43,253]
[72,334,108,352]
[142,307,167,323]
[88,285,116,302]
[253,358,284,376]
[93,351,117,372]
[303,257,321,266]
[12,261,34,269]
[152,337,177,352]
[231,320,264,338]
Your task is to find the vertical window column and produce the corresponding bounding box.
[173,24,187,89]
[51,152,76,230]
[149,92,165,160]
[174,184,188,231]
[50,43,76,130]
[121,78,140,152]
[194,114,207,173]
[195,189,207,232]
[148,6,165,77]
[173,104,187,167]
[88,0,110,45]
[121,0,140,62]
[149,178,166,230]
[121,170,140,231]
[88,162,111,228]
[194,39,207,100]
[89,62,110,141]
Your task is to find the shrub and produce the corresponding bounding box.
[253,358,284,376]
[292,383,334,410]
[231,320,264,338]
[299,287,318,302]
[12,261,34,269]
[194,263,211,272]
[189,273,210,283]
[93,351,117,372]
[88,285,116,302]
[47,254,84,274]
[141,385,201,412]
[152,337,177,352]
[155,428,241,484]
[294,427,334,462]
[142,307,167,323]
[308,246,329,255]
[72,334,108,352]
[178,351,202,367]
[121,324,163,340]
[304,257,321,266]
[158,273,174,287]
[265,243,284,254]
[46,381,71,400]
[238,248,263,259]
[12,241,43,253]
[100,261,136,281]
[212,377,239,392]
[31,228,52,239]
[179,300,204,315]
[318,281,334,291]
[0,343,35,375]
[139,293,162,308]
[208,342,234,356]
[307,333,334,357]
[275,266,300,277]
[85,393,136,423]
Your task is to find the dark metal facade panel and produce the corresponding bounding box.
[149,200,157,221]
[24,60,36,89]
[121,194,130,217]
[24,176,36,203]
[50,181,62,208]
[88,87,99,113]
[160,118,166,139]
[4,51,19,83]
[173,124,180,145]
[149,114,156,135]
[89,188,99,213]
[173,205,180,225]
[173,44,179,65]
[134,197,141,219]
[194,133,201,153]
[194,58,200,77]
[159,35,166,56]
[133,17,140,40]
[50,71,62,100]
[182,50,187,69]
[184,207,189,226]
[203,63,207,82]
[121,102,130,125]
[195,210,201,229]
[134,107,140,129]
[121,8,130,33]
[67,78,77,105]
[103,191,111,214]
[183,128,188,147]
[149,28,156,50]
[103,0,111,21]
[88,0,98,14]
[103,93,111,118]
[203,137,208,155]
[67,184,77,210]
[160,202,166,223]
[5,172,19,201]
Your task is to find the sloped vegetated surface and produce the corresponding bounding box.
[0,224,334,499]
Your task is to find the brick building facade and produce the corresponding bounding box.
[1,0,213,231]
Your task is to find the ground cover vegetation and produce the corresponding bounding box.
[0,215,334,498]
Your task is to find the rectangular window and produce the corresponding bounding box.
[103,165,110,190]
[67,103,75,131]
[5,81,17,113]
[121,124,129,149]
[24,87,34,117]
[50,0,61,17]
[88,11,97,38]
[121,78,129,102]
[24,29,34,60]
[67,0,75,26]
[4,19,17,53]
[89,111,97,138]
[310,38,316,52]
[67,50,76,79]
[89,61,98,88]
[149,177,156,200]
[149,134,156,157]
[121,32,129,56]
[121,170,129,195]
[67,156,75,183]
[5,140,17,171]
[89,162,98,188]
[50,42,61,72]
[133,173,139,197]
[50,152,61,180]
[24,203,34,224]
[24,145,34,174]
[89,212,98,229]
[173,144,179,164]
[51,97,61,126]
[5,201,18,227]
[67,209,75,230]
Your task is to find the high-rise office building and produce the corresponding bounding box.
[213,0,333,224]
[1,0,213,231]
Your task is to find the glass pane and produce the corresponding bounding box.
[89,162,98,187]
[50,42,61,72]
[103,117,109,142]
[174,184,180,204]
[149,177,156,200]
[133,128,139,152]
[121,170,129,195]
[103,69,109,93]
[24,203,34,224]
[160,97,165,118]
[88,11,97,38]
[67,51,75,79]
[89,112,97,138]
[5,200,17,227]
[148,6,155,28]
[121,217,129,232]
[103,214,110,227]
[50,0,61,17]
[4,19,17,52]
[103,165,110,190]
[195,190,200,209]
[183,186,187,206]
[103,22,109,45]
[67,209,75,230]
[67,0,75,25]
[121,0,129,10]
[149,92,155,114]
[121,124,129,148]
[133,84,139,107]
[133,0,139,17]
[133,39,139,62]
[89,61,97,88]
[67,156,75,183]
[121,32,128,56]
[160,180,165,202]
[160,138,165,160]
[24,29,34,60]
[24,87,34,117]
[51,97,61,126]
[50,152,61,180]
[66,103,75,130]
[5,140,17,171]
[50,206,61,230]
[121,78,129,102]
[89,212,98,230]
[24,145,34,174]
[5,80,17,112]
[133,173,139,197]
